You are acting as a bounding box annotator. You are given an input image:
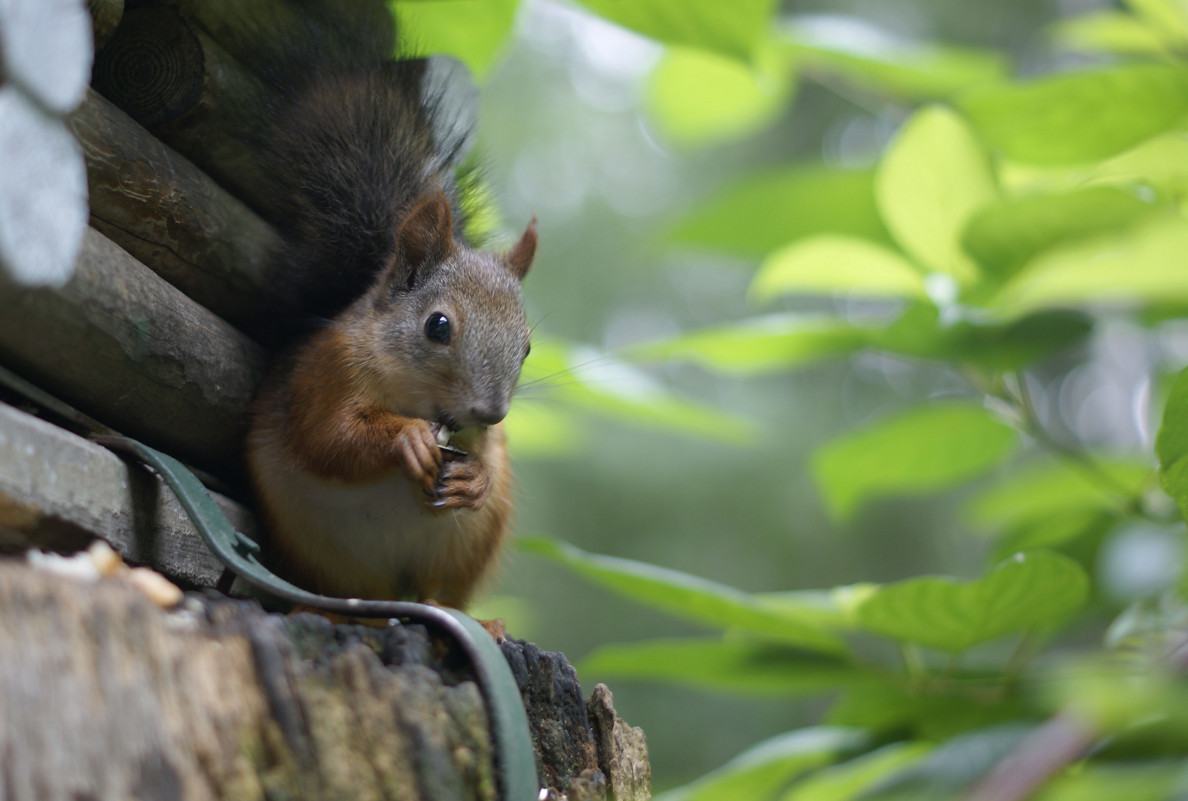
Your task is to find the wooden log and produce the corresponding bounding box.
[0,227,265,475]
[69,87,280,330]
[91,5,204,127]
[92,6,277,217]
[0,560,652,800]
[0,563,496,801]
[88,0,125,51]
[0,401,248,588]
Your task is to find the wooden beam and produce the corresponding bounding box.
[69,88,280,330]
[0,401,244,588]
[0,227,265,474]
[91,1,404,222]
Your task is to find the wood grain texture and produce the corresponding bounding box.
[70,88,280,329]
[92,6,276,216]
[0,562,496,801]
[0,559,652,800]
[0,226,265,474]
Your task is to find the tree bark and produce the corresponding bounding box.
[0,558,651,801]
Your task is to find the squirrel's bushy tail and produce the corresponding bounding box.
[242,1,475,345]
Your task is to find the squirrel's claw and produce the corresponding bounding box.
[427,457,490,511]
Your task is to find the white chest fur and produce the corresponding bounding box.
[256,454,478,598]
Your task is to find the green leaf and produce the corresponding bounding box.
[519,537,847,653]
[1052,11,1178,57]
[988,511,1115,563]
[751,236,927,301]
[854,551,1089,651]
[987,217,1188,316]
[875,106,997,282]
[785,25,1006,98]
[1093,132,1188,202]
[961,186,1162,282]
[1033,764,1187,801]
[966,458,1151,533]
[1156,365,1188,521]
[656,727,866,801]
[860,724,1036,800]
[646,44,793,148]
[627,305,1090,377]
[812,403,1018,521]
[670,166,892,257]
[874,305,1093,370]
[754,589,857,629]
[627,315,873,375]
[827,683,1033,741]
[521,337,755,444]
[958,64,1188,165]
[1126,0,1188,42]
[580,637,868,695]
[576,0,778,61]
[781,743,933,801]
[392,0,520,80]
[1050,655,1188,735]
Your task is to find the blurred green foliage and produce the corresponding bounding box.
[398,0,1188,797]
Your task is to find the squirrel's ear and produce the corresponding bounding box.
[397,192,454,287]
[506,218,537,281]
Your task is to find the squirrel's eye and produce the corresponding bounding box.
[524,342,532,360]
[424,313,451,345]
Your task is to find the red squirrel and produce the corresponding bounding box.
[245,59,536,610]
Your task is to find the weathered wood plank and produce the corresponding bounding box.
[0,401,246,587]
[69,88,280,329]
[0,226,265,474]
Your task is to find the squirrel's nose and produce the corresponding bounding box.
[469,402,507,427]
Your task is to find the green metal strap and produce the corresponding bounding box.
[93,435,539,801]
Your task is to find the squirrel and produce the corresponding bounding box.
[244,45,537,610]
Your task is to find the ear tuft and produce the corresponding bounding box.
[397,191,454,287]
[506,217,537,280]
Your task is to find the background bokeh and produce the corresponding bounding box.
[446,0,1171,789]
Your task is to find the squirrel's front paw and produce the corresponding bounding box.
[393,420,442,493]
[428,457,491,511]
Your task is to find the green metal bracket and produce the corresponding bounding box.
[93,435,540,801]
